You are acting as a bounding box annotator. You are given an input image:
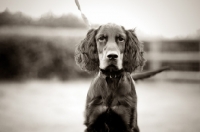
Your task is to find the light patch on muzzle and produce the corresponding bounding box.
[99,50,123,70]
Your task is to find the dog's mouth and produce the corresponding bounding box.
[100,65,124,78]
[106,59,117,66]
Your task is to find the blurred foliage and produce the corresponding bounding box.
[143,40,200,52]
[0,35,91,80]
[0,8,87,28]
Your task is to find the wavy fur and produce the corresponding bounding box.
[123,29,145,73]
[75,29,99,72]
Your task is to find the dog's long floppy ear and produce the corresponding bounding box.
[123,29,145,73]
[75,29,99,73]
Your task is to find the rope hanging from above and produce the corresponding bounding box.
[75,0,91,29]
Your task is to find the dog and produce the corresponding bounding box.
[75,23,144,132]
[75,23,169,132]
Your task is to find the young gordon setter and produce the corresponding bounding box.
[75,23,168,132]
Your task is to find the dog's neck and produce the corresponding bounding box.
[100,68,123,89]
[99,69,124,106]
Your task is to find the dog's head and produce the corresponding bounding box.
[75,23,145,73]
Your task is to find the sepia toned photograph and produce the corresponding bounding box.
[0,0,199,132]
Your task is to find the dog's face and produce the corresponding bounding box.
[75,23,145,73]
[96,24,126,70]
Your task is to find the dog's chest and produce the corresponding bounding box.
[88,73,136,108]
[97,74,134,108]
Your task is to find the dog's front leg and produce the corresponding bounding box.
[84,99,107,132]
[84,97,107,125]
[111,73,140,132]
[84,76,108,132]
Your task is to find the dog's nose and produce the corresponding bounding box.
[107,53,118,59]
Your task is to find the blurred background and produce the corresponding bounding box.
[0,0,199,132]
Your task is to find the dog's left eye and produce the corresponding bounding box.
[117,37,125,42]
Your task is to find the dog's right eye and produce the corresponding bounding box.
[98,36,106,42]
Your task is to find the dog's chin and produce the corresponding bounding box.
[100,60,122,71]
[100,65,124,78]
[101,65,121,72]
[105,65,118,71]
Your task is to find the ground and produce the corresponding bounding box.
[0,79,199,132]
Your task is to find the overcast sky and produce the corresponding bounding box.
[0,0,200,37]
